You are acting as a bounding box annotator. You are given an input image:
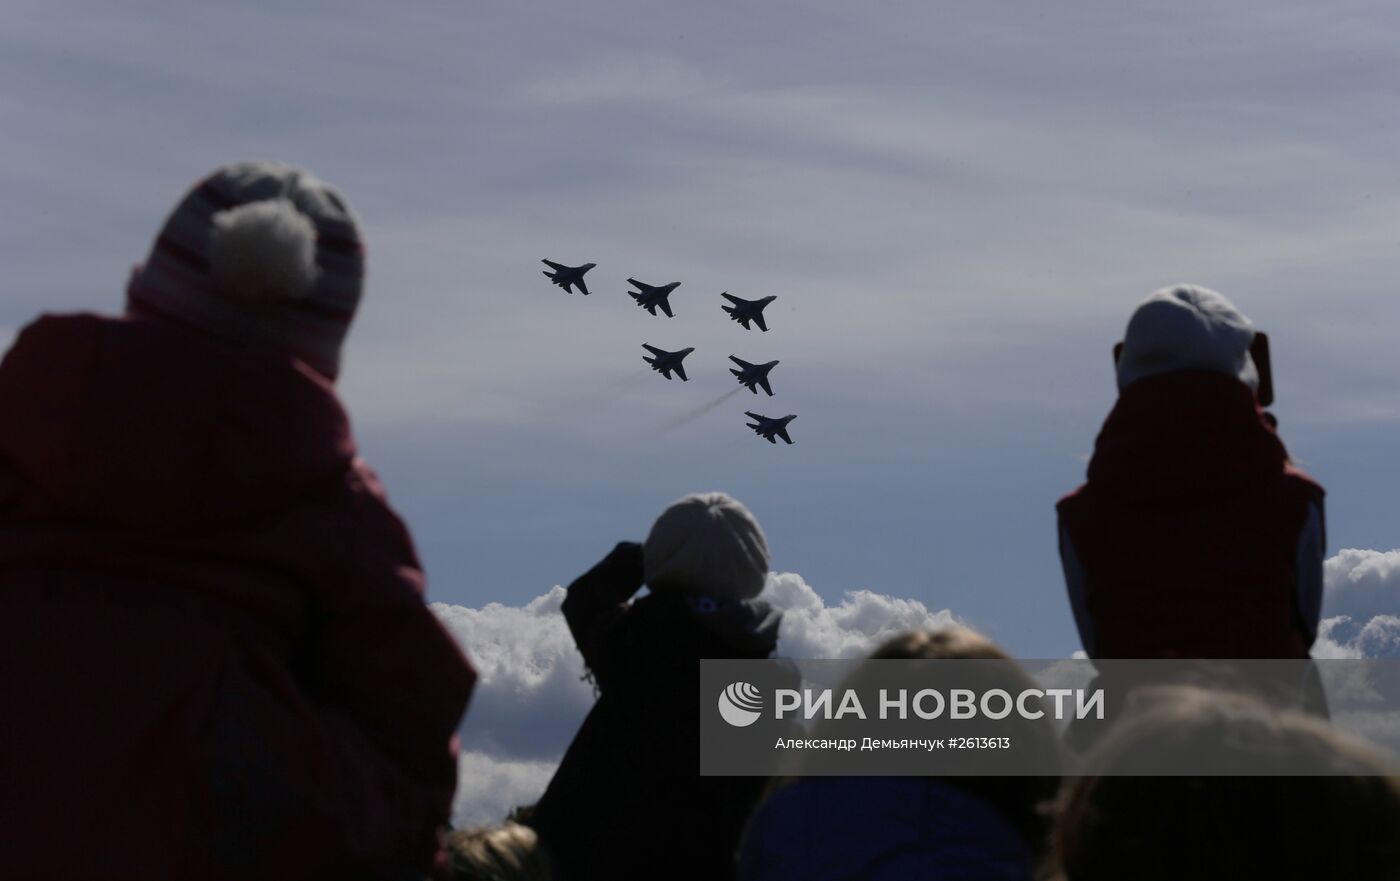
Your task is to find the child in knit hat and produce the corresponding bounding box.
[0,162,475,880]
[1057,285,1326,661]
[530,492,783,881]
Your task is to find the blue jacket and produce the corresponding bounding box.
[739,777,1036,881]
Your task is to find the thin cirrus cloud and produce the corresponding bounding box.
[7,1,1399,653]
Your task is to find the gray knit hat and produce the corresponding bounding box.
[126,161,364,380]
[1116,285,1258,392]
[643,492,771,600]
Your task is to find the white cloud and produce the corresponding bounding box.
[1323,548,1400,620]
[764,572,958,660]
[451,751,558,828]
[431,588,593,761]
[437,551,1400,826]
[433,571,957,825]
[1314,549,1400,659]
[1315,615,1400,660]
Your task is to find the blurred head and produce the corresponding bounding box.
[1115,285,1257,392]
[443,823,555,881]
[126,160,364,380]
[869,625,1012,661]
[1054,686,1400,881]
[643,492,770,600]
[862,626,1065,857]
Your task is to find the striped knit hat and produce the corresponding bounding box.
[126,161,364,380]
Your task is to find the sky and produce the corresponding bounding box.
[5,0,1400,821]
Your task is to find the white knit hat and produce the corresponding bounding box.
[643,492,771,600]
[1116,285,1259,392]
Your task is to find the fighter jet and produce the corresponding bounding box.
[642,344,695,381]
[729,355,779,396]
[541,259,595,295]
[627,278,681,317]
[721,293,777,332]
[745,412,796,444]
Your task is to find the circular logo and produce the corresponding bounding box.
[718,681,764,727]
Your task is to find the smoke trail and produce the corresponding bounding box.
[521,368,651,423]
[660,386,744,431]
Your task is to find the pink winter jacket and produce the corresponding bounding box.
[0,313,475,881]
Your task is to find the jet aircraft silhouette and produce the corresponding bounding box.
[541,259,595,295]
[745,412,795,444]
[721,293,776,331]
[628,278,681,317]
[729,356,779,396]
[642,344,695,381]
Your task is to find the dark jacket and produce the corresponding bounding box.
[738,777,1037,881]
[0,313,476,881]
[530,542,783,881]
[1057,371,1325,659]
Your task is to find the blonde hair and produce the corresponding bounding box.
[443,823,555,881]
[868,625,1011,661]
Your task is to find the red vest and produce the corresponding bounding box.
[1058,371,1324,659]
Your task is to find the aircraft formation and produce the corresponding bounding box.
[541,259,796,444]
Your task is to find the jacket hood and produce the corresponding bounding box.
[629,591,783,659]
[0,313,355,529]
[1086,370,1287,503]
[681,593,783,656]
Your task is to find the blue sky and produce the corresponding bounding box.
[5,1,1399,658]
